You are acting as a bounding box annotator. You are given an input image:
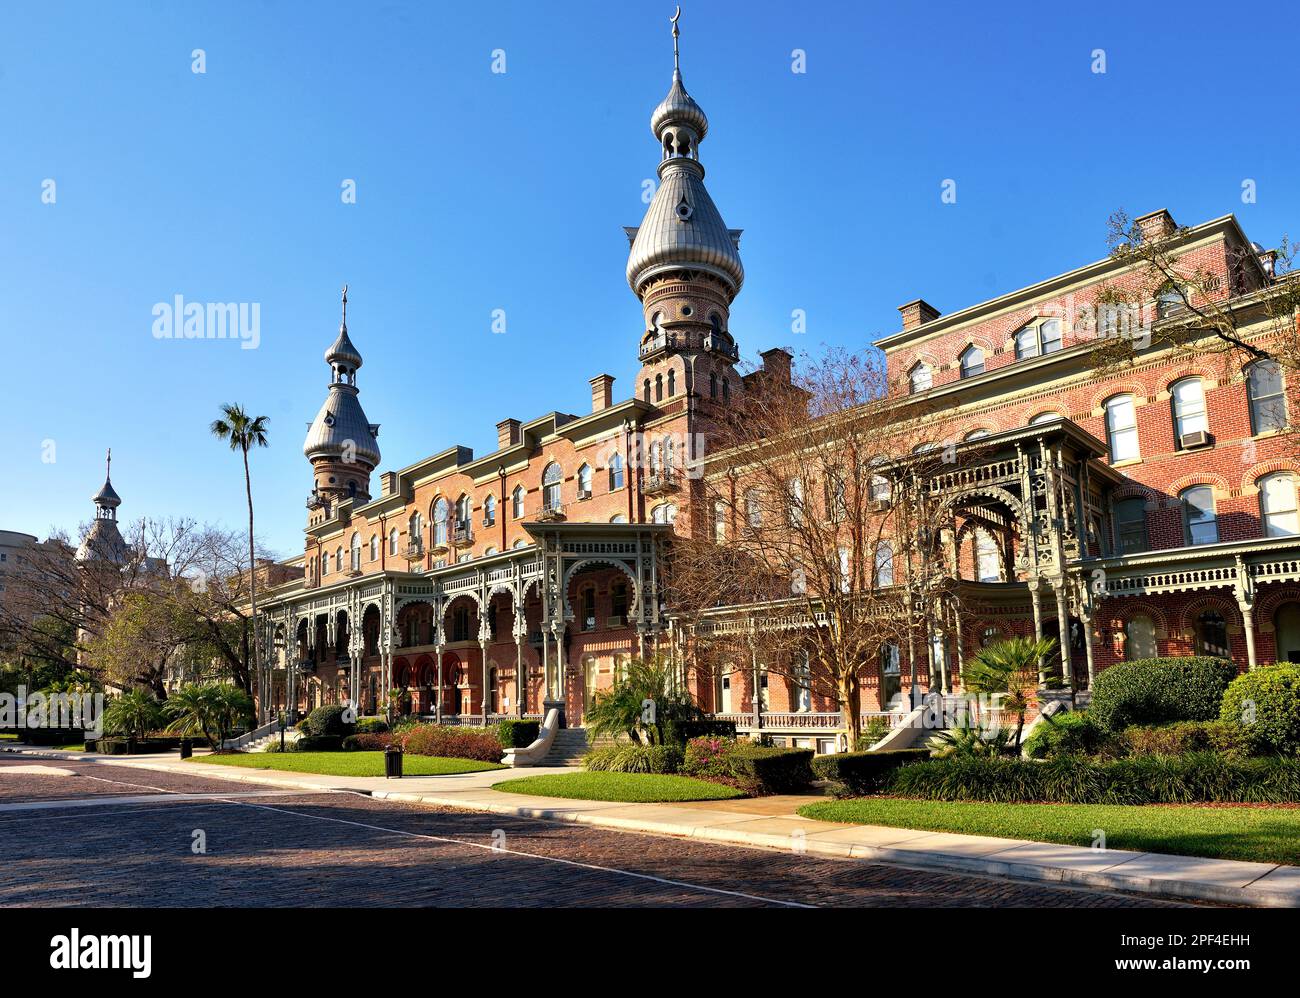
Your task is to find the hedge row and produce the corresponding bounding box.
[1220,665,1300,753]
[1088,656,1235,731]
[497,719,540,748]
[885,753,1300,804]
[682,737,814,795]
[811,749,930,797]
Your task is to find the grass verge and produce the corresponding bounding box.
[189,751,503,777]
[797,797,1300,866]
[493,771,745,803]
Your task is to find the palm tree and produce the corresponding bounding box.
[211,404,270,721]
[102,689,164,746]
[164,683,254,751]
[583,656,701,745]
[961,636,1059,748]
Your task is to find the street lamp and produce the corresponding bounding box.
[277,709,286,752]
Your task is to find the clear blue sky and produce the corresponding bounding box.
[4,0,1298,556]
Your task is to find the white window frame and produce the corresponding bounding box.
[1105,394,1140,462]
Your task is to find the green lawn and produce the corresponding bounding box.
[189,751,504,777]
[493,771,745,803]
[797,798,1300,866]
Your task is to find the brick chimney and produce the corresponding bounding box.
[759,347,793,385]
[898,299,941,331]
[496,418,521,449]
[1135,209,1177,242]
[589,374,615,413]
[379,471,397,497]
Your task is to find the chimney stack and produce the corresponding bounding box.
[589,374,615,413]
[898,299,941,331]
[379,471,397,497]
[496,418,521,449]
[759,348,793,385]
[1135,208,1177,242]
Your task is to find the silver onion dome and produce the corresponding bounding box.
[303,384,381,466]
[651,70,708,140]
[626,164,743,294]
[325,326,363,371]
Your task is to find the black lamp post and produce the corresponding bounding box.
[277,709,286,752]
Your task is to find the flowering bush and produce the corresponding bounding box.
[399,724,504,763]
[341,732,396,752]
[683,736,738,778]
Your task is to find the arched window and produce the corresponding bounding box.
[1246,360,1286,434]
[512,539,527,549]
[667,369,676,396]
[1104,394,1140,462]
[722,378,730,401]
[608,453,624,490]
[483,494,496,526]
[787,476,804,525]
[870,475,891,503]
[322,549,330,575]
[1194,610,1229,658]
[959,345,985,378]
[1014,317,1062,360]
[649,440,662,474]
[335,546,342,571]
[964,428,990,441]
[1171,378,1208,443]
[1259,473,1300,537]
[431,500,446,546]
[1181,486,1218,545]
[388,528,398,555]
[1030,411,1062,425]
[1274,603,1300,663]
[542,462,562,511]
[643,379,651,402]
[1115,497,1148,553]
[651,503,677,524]
[709,371,718,399]
[874,540,893,587]
[745,488,761,528]
[713,501,726,542]
[577,464,592,498]
[1125,615,1157,660]
[484,546,497,556]
[655,374,663,402]
[1155,282,1183,319]
[975,530,1000,582]
[908,362,932,394]
[512,485,525,519]
[369,534,379,562]
[350,532,361,572]
[609,514,627,524]
[455,494,471,529]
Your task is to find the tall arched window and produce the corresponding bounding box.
[1104,394,1140,462]
[512,485,525,519]
[350,532,361,572]
[908,362,932,394]
[1171,378,1208,443]
[870,475,891,503]
[959,345,985,378]
[874,540,893,587]
[975,530,1000,582]
[1180,486,1218,545]
[1014,317,1062,359]
[483,494,496,526]
[745,488,761,529]
[388,528,398,555]
[655,374,663,402]
[1125,615,1157,660]
[577,463,593,498]
[608,453,624,490]
[431,500,447,546]
[1194,610,1229,658]
[709,372,718,399]
[787,477,804,525]
[722,378,730,401]
[369,534,379,561]
[1259,473,1300,537]
[1246,360,1286,434]
[643,379,651,402]
[713,501,726,542]
[667,370,676,396]
[322,549,330,575]
[542,462,562,511]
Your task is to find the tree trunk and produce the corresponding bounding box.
[243,446,260,723]
[839,672,861,747]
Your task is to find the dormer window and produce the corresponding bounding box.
[1014,317,1062,360]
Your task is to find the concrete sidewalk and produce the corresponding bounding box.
[5,744,1298,908]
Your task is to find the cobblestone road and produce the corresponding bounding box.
[0,756,1200,908]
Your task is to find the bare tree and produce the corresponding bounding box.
[669,347,961,741]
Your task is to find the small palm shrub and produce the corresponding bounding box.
[927,725,1018,759]
[584,744,683,774]
[102,690,164,740]
[1090,656,1235,731]
[961,636,1059,747]
[164,683,252,748]
[1220,665,1300,754]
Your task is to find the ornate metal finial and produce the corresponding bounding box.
[341,284,349,326]
[670,6,681,73]
[106,447,112,481]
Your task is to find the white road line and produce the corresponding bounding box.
[225,798,818,908]
[0,791,308,813]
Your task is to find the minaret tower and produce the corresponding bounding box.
[626,7,743,408]
[303,286,381,517]
[76,449,129,563]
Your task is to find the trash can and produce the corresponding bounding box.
[179,739,192,760]
[384,745,403,779]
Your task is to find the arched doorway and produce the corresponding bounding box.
[1194,611,1230,659]
[1275,603,1300,663]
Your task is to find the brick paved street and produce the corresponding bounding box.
[0,757,1200,908]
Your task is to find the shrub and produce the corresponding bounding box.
[354,718,390,735]
[682,737,813,794]
[1089,657,1235,731]
[497,719,540,748]
[884,752,1300,804]
[584,744,683,774]
[301,705,356,738]
[342,732,396,751]
[661,718,736,746]
[812,749,929,797]
[400,724,504,763]
[1123,720,1254,759]
[1023,712,1117,759]
[855,717,892,751]
[927,726,1018,759]
[293,735,345,752]
[1220,665,1300,754]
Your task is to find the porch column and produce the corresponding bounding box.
[1029,580,1045,685]
[1079,604,1097,687]
[750,634,762,731]
[1240,604,1258,672]
[1054,583,1075,695]
[434,641,445,724]
[480,638,490,721]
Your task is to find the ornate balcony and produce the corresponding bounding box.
[402,539,424,562]
[452,523,474,548]
[536,503,566,522]
[644,470,678,496]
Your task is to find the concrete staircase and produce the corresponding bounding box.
[540,727,589,767]
[244,728,303,753]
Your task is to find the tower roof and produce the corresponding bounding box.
[325,285,363,370]
[92,449,121,508]
[304,288,381,468]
